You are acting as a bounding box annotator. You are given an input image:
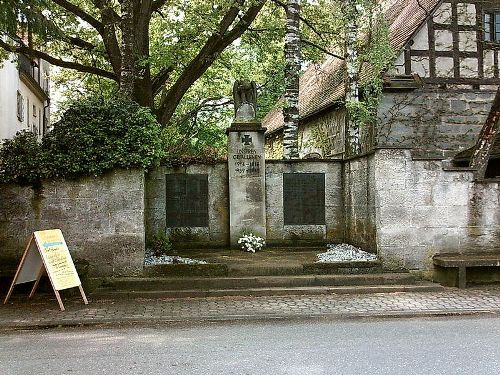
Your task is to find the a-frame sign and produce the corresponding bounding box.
[4,229,88,311]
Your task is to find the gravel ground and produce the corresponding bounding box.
[317,243,377,262]
[144,249,208,265]
[144,243,377,265]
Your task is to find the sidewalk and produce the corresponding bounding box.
[1,285,500,330]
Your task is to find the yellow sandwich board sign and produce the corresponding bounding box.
[4,229,88,311]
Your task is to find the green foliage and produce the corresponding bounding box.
[1,0,398,162]
[149,232,173,257]
[0,131,42,185]
[309,127,331,157]
[42,96,164,178]
[0,96,164,184]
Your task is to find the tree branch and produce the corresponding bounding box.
[156,0,266,125]
[221,1,265,44]
[175,97,231,126]
[92,0,121,25]
[152,66,174,96]
[152,0,170,13]
[0,40,117,81]
[470,87,500,179]
[68,37,96,50]
[91,0,122,76]
[270,0,325,41]
[50,0,104,33]
[301,39,344,60]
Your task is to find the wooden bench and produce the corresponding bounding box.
[433,253,500,288]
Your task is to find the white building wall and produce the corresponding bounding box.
[0,55,48,142]
[0,59,23,140]
[19,78,46,139]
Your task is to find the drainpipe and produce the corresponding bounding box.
[43,98,50,136]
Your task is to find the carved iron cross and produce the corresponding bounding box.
[241,134,253,145]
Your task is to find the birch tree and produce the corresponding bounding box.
[282,0,300,159]
[344,0,361,157]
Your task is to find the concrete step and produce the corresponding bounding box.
[94,272,418,292]
[91,282,444,299]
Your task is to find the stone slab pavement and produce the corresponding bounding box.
[1,285,500,330]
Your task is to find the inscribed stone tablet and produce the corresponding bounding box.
[283,173,325,225]
[166,174,209,227]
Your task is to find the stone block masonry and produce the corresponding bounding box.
[145,160,344,249]
[265,160,344,246]
[376,89,496,158]
[227,125,267,247]
[373,149,500,270]
[2,152,496,277]
[145,163,230,249]
[0,169,145,277]
[344,155,377,252]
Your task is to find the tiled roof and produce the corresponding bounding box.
[263,0,441,134]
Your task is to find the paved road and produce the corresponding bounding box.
[1,316,499,375]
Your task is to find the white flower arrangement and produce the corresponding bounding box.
[237,233,265,253]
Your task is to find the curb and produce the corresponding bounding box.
[1,309,499,332]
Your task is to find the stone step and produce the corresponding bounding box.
[91,282,444,300]
[94,272,418,292]
[143,260,384,277]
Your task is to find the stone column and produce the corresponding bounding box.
[227,122,267,247]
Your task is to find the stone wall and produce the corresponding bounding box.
[145,163,229,249]
[0,169,145,277]
[376,89,496,158]
[265,109,347,159]
[265,160,344,246]
[299,110,346,157]
[374,149,500,270]
[343,155,377,252]
[146,161,344,248]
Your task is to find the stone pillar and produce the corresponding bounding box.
[227,122,267,247]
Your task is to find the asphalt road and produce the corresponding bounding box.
[0,316,499,375]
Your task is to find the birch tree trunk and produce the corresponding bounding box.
[282,0,300,160]
[119,0,135,98]
[344,0,361,157]
[470,87,500,179]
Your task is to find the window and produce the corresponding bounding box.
[33,105,37,117]
[16,91,24,122]
[484,12,500,42]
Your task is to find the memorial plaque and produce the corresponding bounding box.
[283,173,325,225]
[166,174,208,227]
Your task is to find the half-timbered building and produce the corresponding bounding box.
[264,0,500,170]
[262,0,500,272]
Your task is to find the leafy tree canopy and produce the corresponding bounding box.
[0,0,395,159]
